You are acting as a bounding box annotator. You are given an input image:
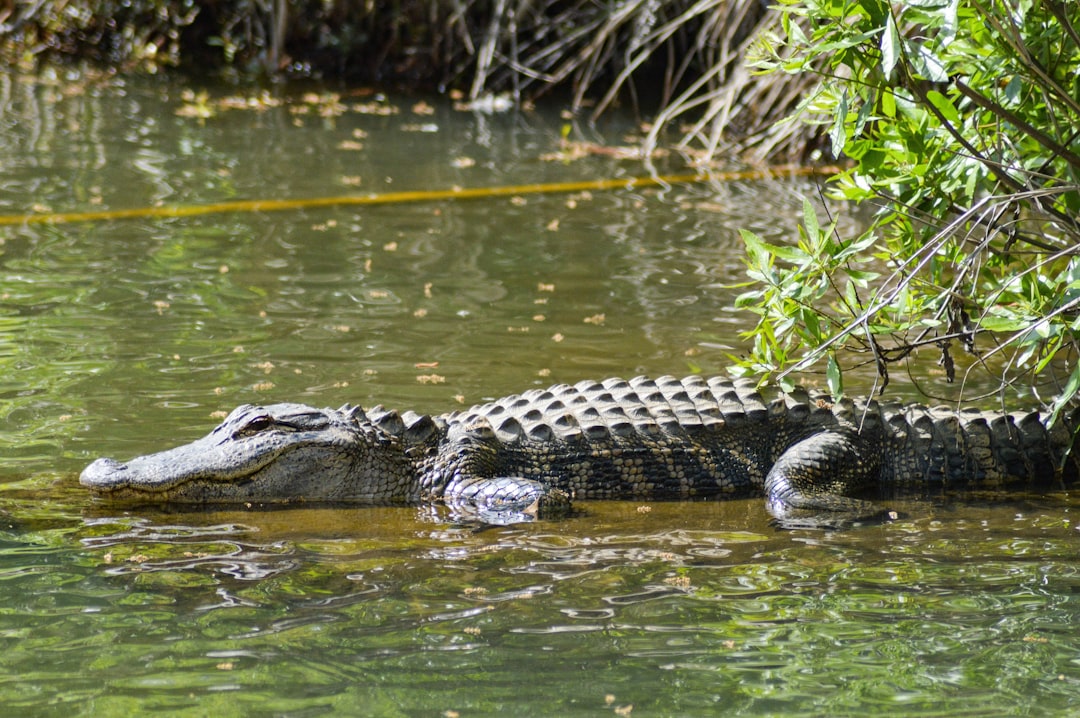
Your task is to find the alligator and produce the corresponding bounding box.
[79,375,1080,528]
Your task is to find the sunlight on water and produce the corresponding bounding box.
[0,71,1078,715]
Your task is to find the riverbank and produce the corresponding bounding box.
[0,0,821,162]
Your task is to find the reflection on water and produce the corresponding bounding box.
[1,495,1076,715]
[1,71,1079,715]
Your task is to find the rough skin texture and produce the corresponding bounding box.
[80,375,1080,527]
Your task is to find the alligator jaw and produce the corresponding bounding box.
[79,441,283,502]
[79,458,188,502]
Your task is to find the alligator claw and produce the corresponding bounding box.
[444,479,572,526]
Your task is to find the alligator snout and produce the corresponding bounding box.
[80,457,127,489]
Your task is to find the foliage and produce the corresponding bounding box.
[737,0,1080,416]
[0,0,202,71]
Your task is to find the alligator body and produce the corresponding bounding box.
[79,375,1080,527]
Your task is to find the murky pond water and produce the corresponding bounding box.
[1,70,1079,716]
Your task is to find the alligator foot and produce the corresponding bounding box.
[764,429,899,530]
[444,477,572,526]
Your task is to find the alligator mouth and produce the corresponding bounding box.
[79,448,281,501]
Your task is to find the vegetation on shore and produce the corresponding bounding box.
[737,0,1080,416]
[0,0,820,161]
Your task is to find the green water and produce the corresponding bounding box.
[1,70,1079,716]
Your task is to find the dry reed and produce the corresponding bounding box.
[1,0,823,161]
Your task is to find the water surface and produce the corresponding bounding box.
[0,70,1078,716]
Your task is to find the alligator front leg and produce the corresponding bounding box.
[443,476,572,525]
[764,430,896,529]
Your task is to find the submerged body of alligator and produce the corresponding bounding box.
[80,375,1080,527]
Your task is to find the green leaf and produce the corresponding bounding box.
[829,89,849,156]
[977,315,1027,333]
[734,290,764,309]
[911,42,949,82]
[784,12,808,47]
[880,90,896,118]
[925,90,961,125]
[881,12,901,78]
[768,243,812,264]
[739,229,769,268]
[853,95,874,139]
[846,269,881,285]
[1036,337,1064,373]
[1049,363,1080,426]
[964,162,980,198]
[826,354,843,397]
[802,197,820,244]
[941,0,960,43]
[1004,75,1022,104]
[802,306,821,341]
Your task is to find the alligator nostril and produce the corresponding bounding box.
[80,457,127,486]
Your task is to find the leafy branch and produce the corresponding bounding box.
[737,0,1080,419]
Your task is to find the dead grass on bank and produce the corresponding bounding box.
[460,0,822,163]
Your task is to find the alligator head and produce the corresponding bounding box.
[80,403,415,504]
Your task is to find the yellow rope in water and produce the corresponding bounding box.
[0,165,837,226]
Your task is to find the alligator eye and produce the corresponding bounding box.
[237,416,275,437]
